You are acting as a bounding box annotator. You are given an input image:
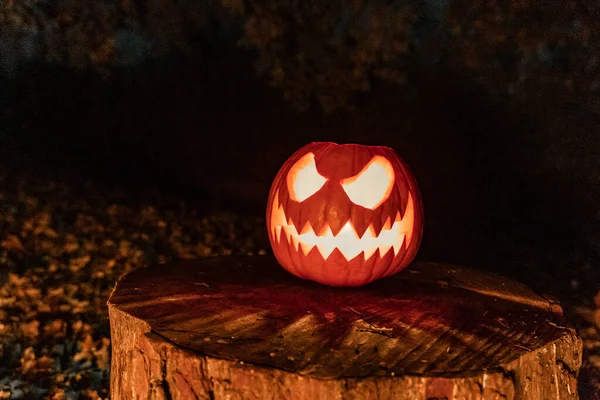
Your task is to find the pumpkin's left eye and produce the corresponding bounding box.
[287,152,328,202]
[341,155,395,209]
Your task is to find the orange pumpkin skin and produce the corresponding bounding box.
[266,142,424,287]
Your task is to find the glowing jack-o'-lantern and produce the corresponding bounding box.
[266,142,424,287]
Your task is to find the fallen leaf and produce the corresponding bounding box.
[1,234,24,252]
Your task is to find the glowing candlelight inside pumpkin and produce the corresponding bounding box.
[271,191,415,261]
[266,142,424,287]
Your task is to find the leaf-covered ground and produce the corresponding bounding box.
[0,168,598,399]
[0,169,268,399]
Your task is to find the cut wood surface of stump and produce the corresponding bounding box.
[108,255,582,399]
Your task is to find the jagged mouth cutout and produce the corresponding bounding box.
[270,152,415,262]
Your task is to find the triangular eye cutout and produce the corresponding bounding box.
[340,155,395,209]
[287,152,328,202]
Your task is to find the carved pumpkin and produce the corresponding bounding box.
[266,142,424,287]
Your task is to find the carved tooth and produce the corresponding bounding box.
[401,193,415,248]
[281,226,291,246]
[363,223,377,239]
[363,247,378,261]
[382,215,392,231]
[318,222,331,237]
[300,221,314,235]
[300,242,314,256]
[290,232,301,251]
[270,192,287,242]
[350,221,360,239]
[341,221,359,239]
[321,224,334,238]
[332,222,361,260]
[316,224,337,259]
[316,243,336,260]
[378,245,392,258]
[393,234,405,256]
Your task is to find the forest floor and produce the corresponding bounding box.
[0,165,598,399]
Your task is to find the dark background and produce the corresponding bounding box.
[1,0,599,301]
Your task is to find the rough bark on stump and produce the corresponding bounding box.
[108,255,582,399]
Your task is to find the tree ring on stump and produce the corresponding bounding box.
[108,255,582,399]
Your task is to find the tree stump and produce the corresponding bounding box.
[108,255,582,399]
